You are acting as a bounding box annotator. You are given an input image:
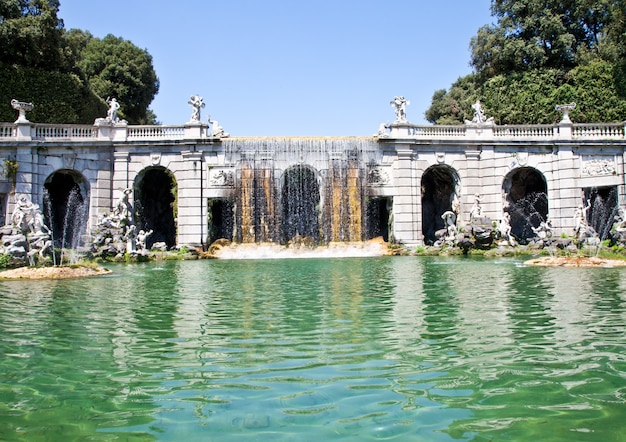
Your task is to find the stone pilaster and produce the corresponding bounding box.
[392,145,418,245]
[177,150,205,247]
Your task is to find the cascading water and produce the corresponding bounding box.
[587,187,618,241]
[506,191,549,244]
[43,185,88,265]
[216,137,386,256]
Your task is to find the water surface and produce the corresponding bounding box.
[1,256,625,441]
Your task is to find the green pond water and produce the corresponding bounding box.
[1,256,625,441]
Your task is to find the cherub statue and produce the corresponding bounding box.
[188,95,205,122]
[390,96,409,122]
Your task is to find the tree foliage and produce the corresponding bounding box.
[426,0,626,125]
[0,0,67,71]
[0,62,106,123]
[73,33,160,124]
[0,0,159,124]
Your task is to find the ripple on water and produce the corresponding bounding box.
[1,258,626,441]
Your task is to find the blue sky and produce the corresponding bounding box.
[59,0,493,136]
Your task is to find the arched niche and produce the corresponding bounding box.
[421,165,460,245]
[134,166,177,249]
[280,165,321,244]
[43,169,90,249]
[502,167,548,243]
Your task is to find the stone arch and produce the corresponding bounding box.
[134,166,177,249]
[421,165,460,245]
[280,164,321,244]
[43,169,90,249]
[502,167,548,243]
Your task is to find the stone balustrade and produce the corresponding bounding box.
[1,120,625,142]
[33,124,98,141]
[0,121,213,142]
[126,125,186,140]
[573,123,625,139]
[0,123,15,138]
[493,125,557,138]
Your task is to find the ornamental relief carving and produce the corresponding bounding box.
[367,166,390,186]
[209,168,234,187]
[581,156,616,176]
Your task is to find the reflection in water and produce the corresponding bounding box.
[0,257,625,440]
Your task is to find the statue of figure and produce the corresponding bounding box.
[386,199,395,244]
[11,193,34,231]
[469,194,482,221]
[498,212,515,245]
[106,97,120,124]
[465,100,494,125]
[613,206,626,232]
[208,115,229,137]
[390,96,409,122]
[376,123,389,138]
[532,215,553,240]
[126,224,137,252]
[113,188,133,225]
[137,229,153,250]
[441,210,457,241]
[574,200,591,235]
[30,204,50,235]
[188,95,205,122]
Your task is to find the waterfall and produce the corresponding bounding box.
[221,137,380,246]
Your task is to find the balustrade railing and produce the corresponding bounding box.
[0,121,625,143]
[573,123,625,139]
[127,125,186,140]
[0,123,15,139]
[411,125,466,137]
[33,124,97,140]
[494,125,556,138]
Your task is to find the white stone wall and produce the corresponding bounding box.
[1,134,625,248]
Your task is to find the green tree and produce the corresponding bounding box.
[0,0,67,71]
[471,0,613,77]
[426,0,626,125]
[75,34,159,124]
[425,75,478,125]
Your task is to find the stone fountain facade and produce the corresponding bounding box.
[0,96,625,252]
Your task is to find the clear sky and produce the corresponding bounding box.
[59,0,494,136]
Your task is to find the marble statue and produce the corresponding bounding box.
[208,115,229,137]
[376,123,389,138]
[532,215,553,240]
[12,193,35,232]
[136,229,153,250]
[188,95,205,122]
[469,194,482,221]
[441,210,457,244]
[6,194,53,264]
[390,96,409,122]
[573,199,591,236]
[106,97,121,124]
[465,100,494,126]
[498,212,513,242]
[113,188,133,226]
